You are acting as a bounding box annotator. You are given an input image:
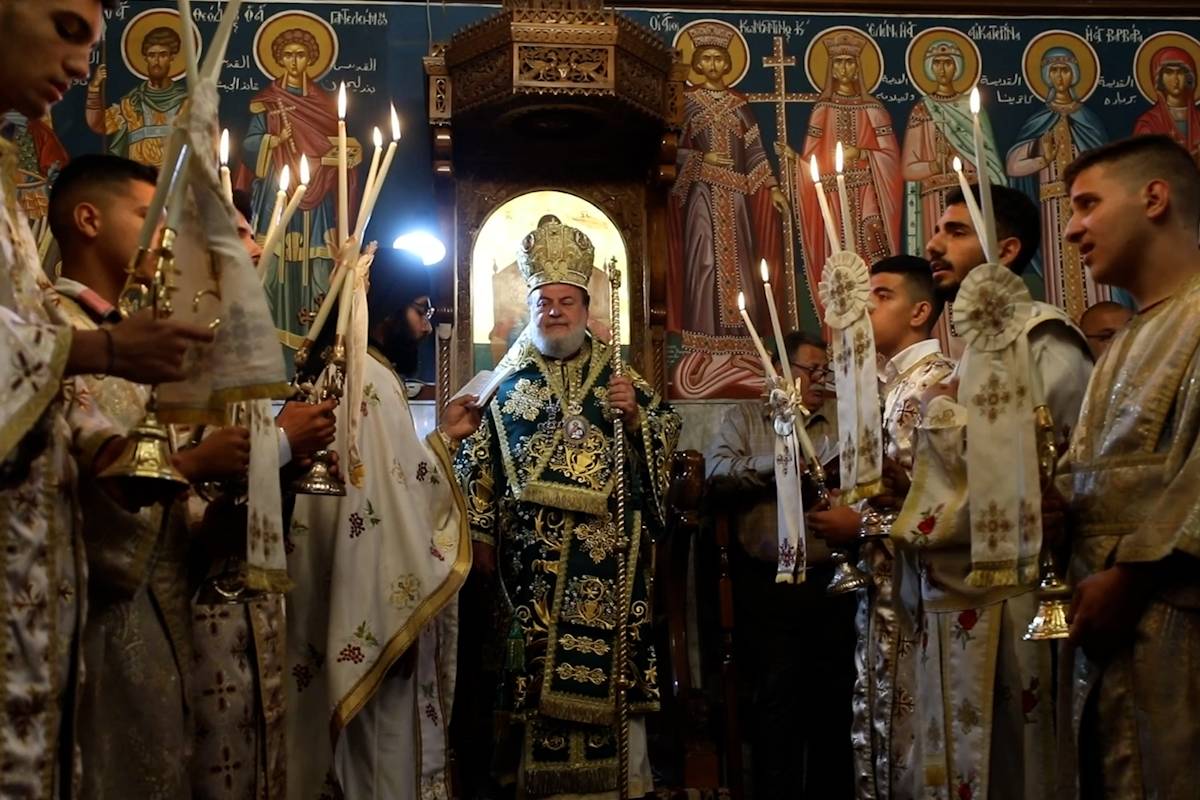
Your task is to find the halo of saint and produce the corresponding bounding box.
[674,19,749,88]
[905,26,982,96]
[805,25,885,94]
[120,8,203,82]
[1133,30,1200,103]
[253,9,338,82]
[1021,30,1100,103]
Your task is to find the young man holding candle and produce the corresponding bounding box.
[807,255,952,800]
[890,183,1091,800]
[1057,134,1200,799]
[47,153,254,798]
[707,330,853,799]
[0,2,217,792]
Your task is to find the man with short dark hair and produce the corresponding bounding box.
[1059,133,1200,798]
[0,3,210,793]
[48,153,252,799]
[1078,300,1132,359]
[893,182,1092,799]
[707,331,853,799]
[807,254,952,800]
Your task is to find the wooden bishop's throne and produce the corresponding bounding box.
[422,2,735,796]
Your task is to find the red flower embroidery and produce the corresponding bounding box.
[957,609,979,631]
[917,515,936,535]
[957,783,973,800]
[429,544,445,561]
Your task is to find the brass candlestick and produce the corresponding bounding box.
[99,231,188,494]
[1024,404,1071,641]
[290,337,347,497]
[810,458,870,595]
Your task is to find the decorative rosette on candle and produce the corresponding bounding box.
[952,263,1042,588]
[341,242,379,490]
[818,250,882,504]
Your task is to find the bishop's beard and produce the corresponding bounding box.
[531,320,588,360]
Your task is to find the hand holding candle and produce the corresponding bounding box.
[835,142,855,256]
[218,128,233,204]
[809,155,840,255]
[760,259,793,388]
[969,87,998,263]
[738,291,780,384]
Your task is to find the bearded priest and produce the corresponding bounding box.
[455,217,681,797]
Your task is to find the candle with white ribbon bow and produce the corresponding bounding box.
[809,154,840,255]
[739,291,780,384]
[218,128,233,204]
[760,259,793,388]
[969,87,998,263]
[835,141,855,255]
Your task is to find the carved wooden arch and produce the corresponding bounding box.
[451,177,657,391]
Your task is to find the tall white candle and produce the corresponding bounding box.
[795,413,820,465]
[969,87,998,264]
[809,154,840,255]
[952,156,990,254]
[738,291,780,384]
[337,82,349,249]
[218,128,233,204]
[364,126,383,200]
[263,164,289,250]
[760,259,793,388]
[259,157,309,282]
[353,107,400,243]
[835,141,855,256]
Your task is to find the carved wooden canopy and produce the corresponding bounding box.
[425,0,685,178]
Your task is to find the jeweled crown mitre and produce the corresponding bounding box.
[517,217,594,293]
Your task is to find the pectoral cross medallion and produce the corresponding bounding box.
[562,401,590,446]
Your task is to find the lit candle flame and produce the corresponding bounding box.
[279,164,290,193]
[219,128,229,166]
[760,259,769,283]
[337,82,347,120]
[390,104,401,141]
[953,156,963,173]
[737,291,746,311]
[970,86,981,114]
[835,141,844,174]
[372,126,382,149]
[809,154,820,184]
[299,154,310,185]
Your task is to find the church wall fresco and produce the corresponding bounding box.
[11,2,1200,398]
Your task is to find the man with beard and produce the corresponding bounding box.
[86,25,189,167]
[455,217,681,797]
[286,246,480,800]
[1058,134,1200,799]
[891,184,1092,799]
[0,2,214,793]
